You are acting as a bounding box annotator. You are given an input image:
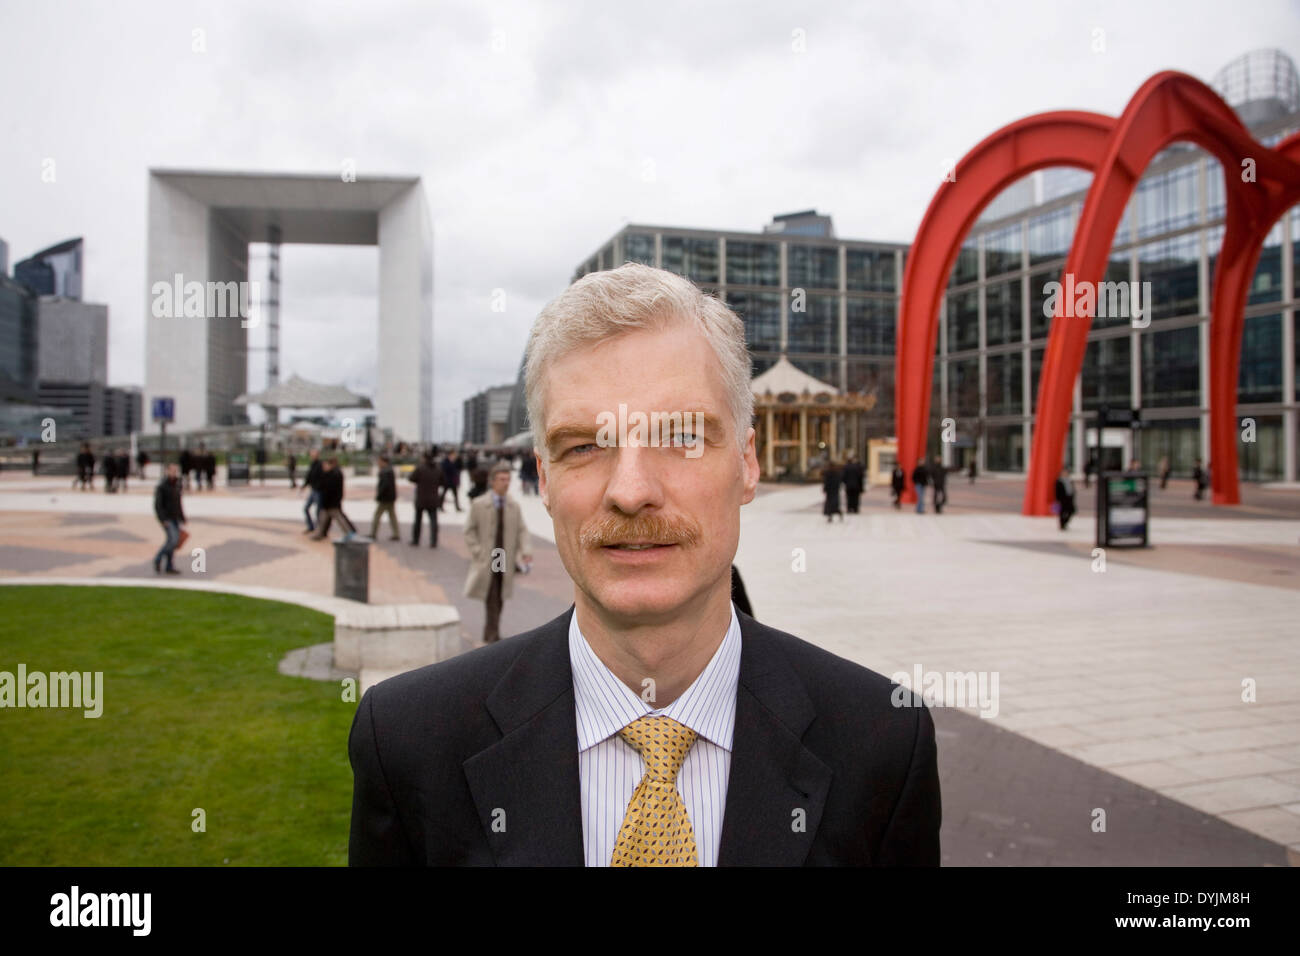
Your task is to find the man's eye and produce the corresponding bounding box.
[667,431,700,446]
[567,443,597,456]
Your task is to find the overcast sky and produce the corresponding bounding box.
[2,0,1297,441]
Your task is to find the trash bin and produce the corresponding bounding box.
[333,537,370,602]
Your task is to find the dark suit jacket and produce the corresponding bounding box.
[348,606,941,866]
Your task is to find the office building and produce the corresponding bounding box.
[463,384,515,446]
[938,48,1299,481]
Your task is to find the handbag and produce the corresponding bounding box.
[175,528,190,551]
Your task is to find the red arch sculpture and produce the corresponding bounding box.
[895,71,1300,513]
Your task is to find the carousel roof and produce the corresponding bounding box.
[751,356,839,396]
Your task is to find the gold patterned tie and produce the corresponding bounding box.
[610,715,700,867]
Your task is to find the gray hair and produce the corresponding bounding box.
[525,262,753,456]
[489,459,512,478]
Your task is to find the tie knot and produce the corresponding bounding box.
[618,715,697,783]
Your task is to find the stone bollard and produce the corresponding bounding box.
[333,537,370,603]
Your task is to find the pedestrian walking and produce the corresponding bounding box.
[370,454,401,541]
[287,451,297,489]
[1054,466,1076,530]
[153,462,186,575]
[136,448,150,480]
[408,451,443,547]
[841,451,865,514]
[1192,458,1209,500]
[911,457,929,514]
[180,447,193,490]
[312,457,357,540]
[519,452,539,495]
[103,450,117,493]
[302,448,323,533]
[1158,455,1171,490]
[439,448,462,512]
[76,443,95,490]
[201,445,216,490]
[822,459,843,522]
[930,455,947,514]
[463,461,531,643]
[115,449,130,493]
[967,458,976,484]
[891,463,905,510]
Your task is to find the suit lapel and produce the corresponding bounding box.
[462,608,585,865]
[718,617,833,866]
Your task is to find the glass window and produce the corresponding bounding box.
[1207,159,1225,221]
[846,361,895,423]
[984,224,1022,277]
[1030,348,1044,412]
[946,288,979,353]
[624,232,655,266]
[846,296,895,355]
[725,240,779,286]
[787,293,838,354]
[725,290,781,353]
[949,241,978,288]
[1136,164,1199,238]
[985,277,1023,346]
[1028,207,1073,266]
[986,351,1024,416]
[787,245,839,290]
[1248,221,1283,305]
[1237,415,1284,481]
[846,248,895,292]
[1141,325,1200,408]
[1238,313,1282,404]
[1081,336,1131,411]
[1138,418,1202,479]
[985,424,1025,471]
[1094,254,1134,330]
[1293,208,1300,300]
[661,236,718,284]
[948,357,980,417]
[1028,269,1057,340]
[1139,233,1200,320]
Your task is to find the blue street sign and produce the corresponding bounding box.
[152,397,175,423]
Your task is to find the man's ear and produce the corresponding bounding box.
[740,426,759,505]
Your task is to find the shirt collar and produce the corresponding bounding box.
[569,602,741,754]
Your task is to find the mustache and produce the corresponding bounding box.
[579,512,702,549]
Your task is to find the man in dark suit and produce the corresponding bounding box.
[1054,466,1077,530]
[349,262,940,866]
[407,451,442,547]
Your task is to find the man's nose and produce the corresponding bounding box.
[603,443,665,514]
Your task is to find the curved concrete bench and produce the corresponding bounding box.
[0,577,464,693]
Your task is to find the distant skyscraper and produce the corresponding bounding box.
[14,237,83,299]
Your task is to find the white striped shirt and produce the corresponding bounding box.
[569,604,741,867]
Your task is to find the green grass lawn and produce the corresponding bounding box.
[0,586,355,865]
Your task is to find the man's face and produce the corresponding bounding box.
[166,465,179,481]
[538,322,759,625]
[491,471,510,496]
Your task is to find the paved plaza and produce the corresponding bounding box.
[1,466,1297,865]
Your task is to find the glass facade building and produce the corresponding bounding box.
[573,216,907,441]
[935,103,1300,482]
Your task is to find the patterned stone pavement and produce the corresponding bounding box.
[1,467,1297,865]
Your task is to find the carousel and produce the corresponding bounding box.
[751,357,880,481]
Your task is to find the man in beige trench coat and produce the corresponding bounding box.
[463,460,533,643]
